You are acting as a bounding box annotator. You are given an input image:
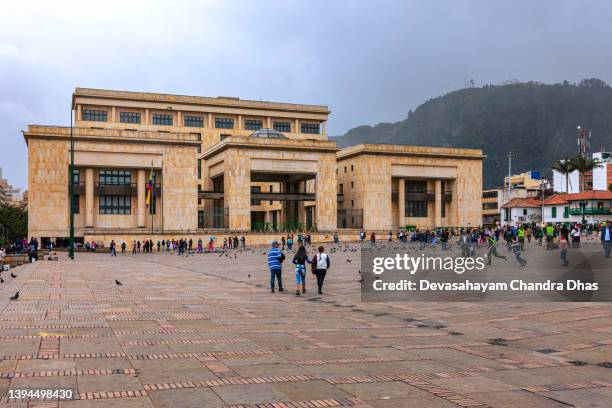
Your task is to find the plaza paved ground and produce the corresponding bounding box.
[0,243,610,408]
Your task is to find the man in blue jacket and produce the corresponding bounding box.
[601,220,612,258]
[267,241,285,293]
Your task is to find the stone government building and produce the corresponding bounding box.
[23,88,483,246]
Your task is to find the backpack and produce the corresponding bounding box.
[316,253,329,270]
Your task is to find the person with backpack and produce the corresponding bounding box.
[311,246,330,295]
[267,241,285,293]
[292,245,311,295]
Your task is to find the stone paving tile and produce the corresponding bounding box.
[0,243,610,408]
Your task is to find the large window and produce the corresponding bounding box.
[251,185,261,206]
[273,121,291,133]
[99,170,131,185]
[215,117,234,129]
[120,111,141,124]
[99,195,131,214]
[73,194,80,214]
[152,113,173,126]
[301,123,320,134]
[406,201,427,217]
[197,159,201,179]
[405,180,428,217]
[184,115,203,127]
[82,109,107,122]
[245,119,262,131]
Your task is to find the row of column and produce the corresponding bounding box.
[83,169,147,228]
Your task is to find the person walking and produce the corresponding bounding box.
[601,220,612,258]
[292,245,310,295]
[267,241,285,293]
[559,231,570,266]
[311,246,330,295]
[121,241,126,254]
[132,240,137,254]
[110,240,117,256]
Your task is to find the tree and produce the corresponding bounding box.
[570,155,602,192]
[551,158,575,193]
[0,204,28,246]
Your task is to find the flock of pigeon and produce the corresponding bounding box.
[0,270,20,301]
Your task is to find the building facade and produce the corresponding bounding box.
[337,144,483,231]
[24,88,483,246]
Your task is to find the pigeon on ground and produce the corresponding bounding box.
[0,277,3,283]
[115,280,122,286]
[10,273,17,278]
[10,292,19,301]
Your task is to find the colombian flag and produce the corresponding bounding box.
[146,169,153,208]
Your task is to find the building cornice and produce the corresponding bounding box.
[201,136,339,160]
[22,125,201,147]
[73,87,331,115]
[337,143,485,161]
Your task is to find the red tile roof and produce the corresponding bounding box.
[543,194,569,206]
[500,198,542,209]
[563,190,612,201]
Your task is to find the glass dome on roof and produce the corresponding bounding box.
[249,128,288,139]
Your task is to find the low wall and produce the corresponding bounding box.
[83,231,366,247]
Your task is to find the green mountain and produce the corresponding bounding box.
[333,79,612,188]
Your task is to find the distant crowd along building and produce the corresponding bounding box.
[23,88,483,246]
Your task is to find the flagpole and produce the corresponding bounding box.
[151,160,154,236]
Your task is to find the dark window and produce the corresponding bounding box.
[344,167,347,173]
[406,180,427,193]
[351,165,354,172]
[82,109,107,122]
[197,145,201,153]
[215,117,234,129]
[406,201,427,217]
[198,210,205,228]
[339,184,344,194]
[269,185,273,205]
[245,119,262,131]
[73,194,80,214]
[250,185,261,206]
[482,190,498,199]
[99,170,131,185]
[197,159,201,179]
[72,169,80,185]
[523,209,527,215]
[120,111,141,124]
[301,123,320,134]
[482,202,498,210]
[184,115,203,127]
[273,121,291,133]
[152,113,173,126]
[99,195,131,214]
[551,207,557,218]
[351,181,354,188]
[220,134,231,141]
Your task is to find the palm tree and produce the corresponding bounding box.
[551,158,575,193]
[570,154,602,192]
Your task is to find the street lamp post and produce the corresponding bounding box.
[579,200,587,226]
[69,107,75,260]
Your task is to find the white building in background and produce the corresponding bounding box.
[553,151,612,194]
[592,152,612,191]
[553,167,580,194]
[500,197,542,227]
[543,191,612,224]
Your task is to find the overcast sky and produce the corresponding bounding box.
[2,0,612,189]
